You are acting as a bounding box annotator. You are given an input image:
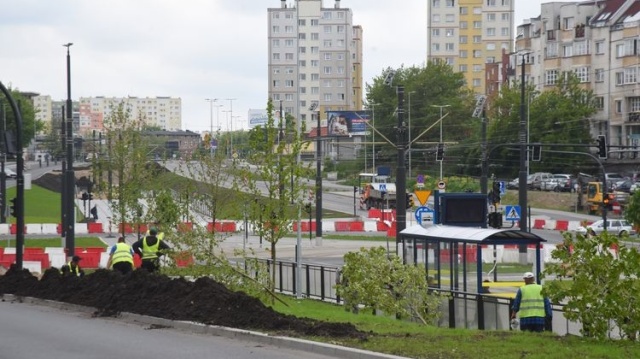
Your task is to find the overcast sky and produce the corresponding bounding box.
[0,0,576,132]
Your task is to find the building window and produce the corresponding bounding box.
[285,53,294,60]
[595,68,605,82]
[487,57,495,63]
[272,39,280,47]
[337,66,345,74]
[272,12,280,19]
[460,6,467,15]
[298,33,306,40]
[311,46,318,54]
[285,94,293,101]
[432,43,440,52]
[285,26,293,33]
[337,39,345,47]
[285,39,294,47]
[273,68,280,74]
[286,67,294,74]
[323,11,332,19]
[337,53,344,60]
[273,80,280,88]
[546,42,558,58]
[433,14,441,23]
[273,53,280,60]
[285,12,293,19]
[594,96,604,110]
[486,43,496,50]
[445,14,455,22]
[624,67,637,84]
[299,60,306,67]
[446,43,455,51]
[311,33,319,40]
[337,25,345,33]
[446,29,454,37]
[311,60,318,67]
[574,66,589,82]
[311,87,319,94]
[460,50,468,58]
[324,93,332,102]
[502,13,510,21]
[563,17,574,30]
[446,0,455,7]
[445,57,454,65]
[501,27,509,36]
[323,66,332,74]
[473,7,482,14]
[487,13,496,22]
[432,29,440,37]
[487,0,496,6]
[338,80,345,87]
[473,50,482,58]
[285,80,294,87]
[474,21,482,29]
[337,11,344,19]
[473,35,481,43]
[324,53,332,60]
[460,35,468,44]
[311,19,319,26]
[629,97,640,112]
[473,64,482,72]
[563,44,573,57]
[615,100,622,113]
[298,19,306,26]
[595,41,605,54]
[574,41,588,55]
[272,26,280,33]
[299,73,306,80]
[432,0,440,7]
[459,64,467,72]
[324,25,332,33]
[545,69,558,85]
[323,80,331,87]
[324,40,332,47]
[460,21,468,29]
[473,78,481,87]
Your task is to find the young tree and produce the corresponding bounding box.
[544,232,640,340]
[100,101,157,236]
[238,98,310,294]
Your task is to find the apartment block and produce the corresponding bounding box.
[427,0,514,93]
[268,0,363,130]
[515,0,640,157]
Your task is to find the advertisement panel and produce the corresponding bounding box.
[326,111,370,137]
[248,109,268,129]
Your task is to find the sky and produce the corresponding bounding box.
[0,0,577,133]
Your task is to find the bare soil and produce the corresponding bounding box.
[0,266,366,340]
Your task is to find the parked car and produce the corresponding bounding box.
[507,178,519,190]
[631,182,640,193]
[2,168,16,179]
[613,180,634,193]
[575,219,636,237]
[540,174,575,192]
[529,172,553,191]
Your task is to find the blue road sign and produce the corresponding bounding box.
[505,205,521,221]
[415,206,435,225]
[379,184,387,193]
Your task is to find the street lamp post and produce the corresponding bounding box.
[408,91,415,178]
[63,42,75,257]
[431,104,450,180]
[371,104,376,172]
[225,98,236,156]
[205,98,218,155]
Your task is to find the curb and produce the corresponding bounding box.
[1,294,410,359]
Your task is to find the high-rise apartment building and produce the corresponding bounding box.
[515,0,640,155]
[427,0,514,93]
[267,0,363,130]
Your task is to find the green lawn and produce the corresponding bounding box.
[269,295,640,359]
[0,237,105,249]
[4,185,83,224]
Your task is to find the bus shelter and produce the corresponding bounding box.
[399,224,546,295]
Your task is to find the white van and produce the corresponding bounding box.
[529,172,553,191]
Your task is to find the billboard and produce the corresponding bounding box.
[248,109,268,129]
[326,111,370,137]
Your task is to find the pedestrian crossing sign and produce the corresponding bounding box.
[505,205,521,221]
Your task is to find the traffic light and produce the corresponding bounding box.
[597,135,607,159]
[490,181,501,204]
[532,144,542,161]
[406,193,414,209]
[488,212,502,229]
[81,192,89,201]
[436,143,444,161]
[603,193,613,209]
[9,197,17,217]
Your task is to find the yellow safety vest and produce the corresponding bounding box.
[111,242,134,267]
[519,284,546,318]
[145,230,165,241]
[141,236,161,260]
[66,261,81,277]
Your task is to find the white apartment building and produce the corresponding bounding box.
[427,0,515,94]
[267,0,363,130]
[78,96,182,134]
[32,95,52,126]
[515,0,640,156]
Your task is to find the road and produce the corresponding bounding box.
[0,299,345,359]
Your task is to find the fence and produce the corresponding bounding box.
[250,257,606,337]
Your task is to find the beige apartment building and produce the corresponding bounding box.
[427,0,515,94]
[267,0,363,130]
[515,0,640,157]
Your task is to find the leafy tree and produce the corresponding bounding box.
[543,232,640,340]
[239,98,309,296]
[487,72,596,178]
[365,61,476,177]
[624,191,640,228]
[0,88,39,150]
[336,246,444,325]
[100,101,157,236]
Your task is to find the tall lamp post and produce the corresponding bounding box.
[63,42,75,257]
[370,103,377,173]
[518,52,531,234]
[310,102,322,246]
[408,91,415,178]
[225,98,236,156]
[205,98,218,155]
[431,104,450,180]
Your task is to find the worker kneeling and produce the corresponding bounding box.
[107,236,134,275]
[132,227,170,273]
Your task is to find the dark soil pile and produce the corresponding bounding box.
[0,266,366,339]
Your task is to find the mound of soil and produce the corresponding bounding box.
[0,266,365,339]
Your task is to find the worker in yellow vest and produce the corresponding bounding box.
[511,272,552,332]
[132,227,170,273]
[61,255,84,277]
[106,236,134,274]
